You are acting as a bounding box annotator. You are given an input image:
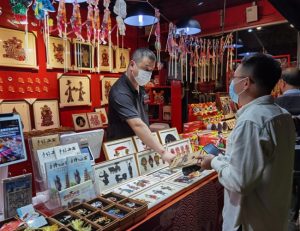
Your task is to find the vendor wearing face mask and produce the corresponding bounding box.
[107,48,174,164]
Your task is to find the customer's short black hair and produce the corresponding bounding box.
[132,48,156,64]
[241,53,282,94]
[282,68,300,87]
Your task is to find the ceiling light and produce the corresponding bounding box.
[225,39,243,49]
[248,28,253,33]
[290,24,295,28]
[198,1,204,6]
[238,52,257,57]
[176,18,201,35]
[124,2,158,27]
[256,26,262,30]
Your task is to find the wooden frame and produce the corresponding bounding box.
[87,112,103,128]
[72,113,90,131]
[135,150,168,176]
[58,74,91,108]
[157,128,180,145]
[132,132,160,152]
[33,99,60,131]
[165,138,192,156]
[115,47,130,73]
[103,137,137,160]
[0,100,32,132]
[0,27,37,69]
[94,107,108,125]
[215,92,237,119]
[47,36,71,69]
[100,75,120,105]
[93,154,139,194]
[74,40,94,71]
[96,45,113,72]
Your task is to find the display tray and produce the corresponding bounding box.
[86,210,119,231]
[101,192,127,203]
[66,218,100,231]
[131,182,184,212]
[51,210,81,226]
[106,176,159,197]
[118,198,148,219]
[104,204,134,229]
[69,203,97,218]
[86,196,114,210]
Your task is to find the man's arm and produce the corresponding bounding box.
[127,118,175,164]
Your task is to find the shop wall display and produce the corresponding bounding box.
[135,150,168,175]
[94,107,108,125]
[87,112,103,128]
[0,100,32,132]
[132,182,183,209]
[33,99,60,131]
[0,27,37,69]
[96,45,113,72]
[132,132,160,152]
[3,173,32,219]
[72,113,90,131]
[103,137,137,160]
[93,154,139,193]
[109,176,159,197]
[157,128,180,145]
[58,74,91,108]
[100,75,119,105]
[47,36,71,69]
[74,41,94,71]
[115,47,130,73]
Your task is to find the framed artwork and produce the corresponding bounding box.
[0,100,32,132]
[72,113,90,131]
[103,137,137,160]
[147,167,180,181]
[47,36,71,69]
[96,45,113,72]
[87,112,103,128]
[58,74,91,108]
[133,132,160,152]
[109,176,159,197]
[215,93,237,119]
[135,150,168,176]
[115,47,130,73]
[94,107,108,125]
[157,128,180,145]
[74,41,94,71]
[100,75,119,105]
[93,154,139,194]
[132,182,183,209]
[33,100,60,131]
[0,27,37,69]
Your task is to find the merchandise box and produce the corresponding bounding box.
[107,176,160,197]
[104,204,135,230]
[86,196,114,210]
[86,210,119,231]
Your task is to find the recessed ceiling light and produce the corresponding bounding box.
[290,24,295,28]
[256,26,262,30]
[198,1,204,6]
[248,28,253,32]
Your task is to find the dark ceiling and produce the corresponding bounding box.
[124,0,253,21]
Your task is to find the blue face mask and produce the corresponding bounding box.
[229,78,247,104]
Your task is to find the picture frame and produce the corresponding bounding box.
[108,176,159,197]
[93,154,139,194]
[100,75,120,105]
[0,100,32,132]
[74,40,94,71]
[157,128,180,145]
[87,112,103,128]
[72,113,90,131]
[132,182,183,209]
[96,45,113,72]
[103,137,137,160]
[147,167,180,181]
[215,93,237,119]
[135,150,168,176]
[0,27,37,69]
[165,138,192,157]
[94,107,108,125]
[133,132,160,152]
[47,36,71,69]
[115,47,130,73]
[32,99,60,131]
[58,74,91,108]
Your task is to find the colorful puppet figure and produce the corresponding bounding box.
[57,0,67,38]
[70,0,84,41]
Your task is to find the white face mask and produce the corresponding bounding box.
[135,69,152,86]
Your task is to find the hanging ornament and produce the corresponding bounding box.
[154,8,161,69]
[70,0,84,41]
[113,0,126,19]
[32,0,55,20]
[100,8,110,44]
[86,3,94,42]
[57,0,67,38]
[94,5,100,43]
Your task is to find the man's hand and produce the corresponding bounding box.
[160,150,176,165]
[197,154,215,170]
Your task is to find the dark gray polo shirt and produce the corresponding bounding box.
[107,74,149,140]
